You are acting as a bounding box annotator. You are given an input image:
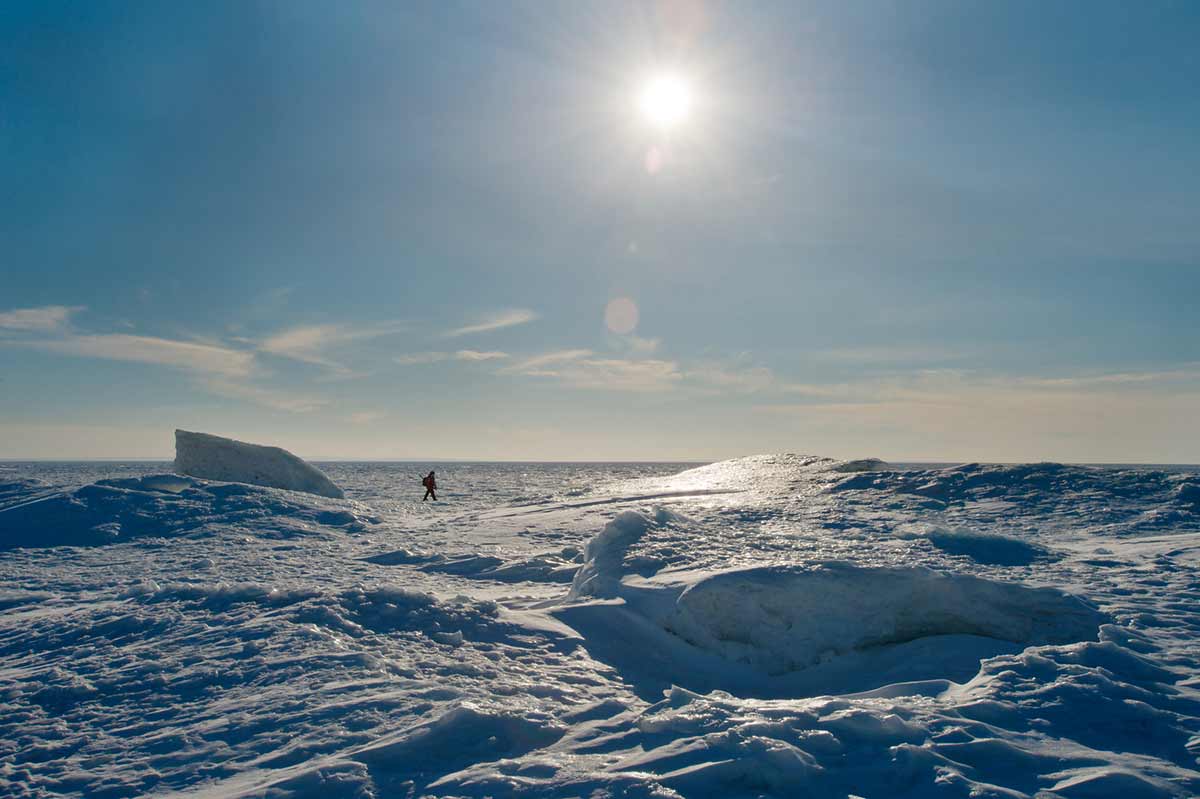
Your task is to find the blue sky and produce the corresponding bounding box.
[2,1,1198,461]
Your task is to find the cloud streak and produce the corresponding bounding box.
[443,309,536,338]
[506,349,682,392]
[260,320,406,376]
[752,367,1200,458]
[395,350,510,365]
[454,349,509,361]
[0,305,84,333]
[509,349,594,372]
[32,334,255,377]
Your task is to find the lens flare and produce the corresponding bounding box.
[604,297,639,335]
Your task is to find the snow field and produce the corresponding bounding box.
[0,455,1198,797]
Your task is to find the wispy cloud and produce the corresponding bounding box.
[395,352,450,365]
[813,344,967,365]
[686,361,778,394]
[454,349,509,361]
[203,378,327,413]
[748,364,1200,458]
[444,309,537,338]
[260,325,344,368]
[507,349,681,392]
[509,349,594,372]
[558,358,681,391]
[1020,366,1200,388]
[259,321,406,377]
[32,334,255,377]
[757,368,1200,413]
[0,305,84,333]
[395,349,511,365]
[1,307,364,412]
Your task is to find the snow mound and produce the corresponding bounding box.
[355,703,565,774]
[259,703,566,798]
[568,510,652,598]
[174,429,344,499]
[568,508,685,598]
[0,477,57,510]
[666,563,1106,675]
[1174,478,1200,508]
[336,586,499,637]
[0,473,372,548]
[833,461,1200,535]
[364,546,584,583]
[897,522,1053,565]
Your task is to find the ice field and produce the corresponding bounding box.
[2,454,1199,798]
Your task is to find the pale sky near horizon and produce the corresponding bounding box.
[2,1,1198,462]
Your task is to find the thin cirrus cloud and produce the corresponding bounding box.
[452,349,509,362]
[0,304,84,333]
[395,350,510,365]
[259,321,407,376]
[30,333,255,378]
[203,378,328,413]
[812,344,967,365]
[506,349,682,392]
[0,305,345,413]
[754,367,1200,417]
[508,349,595,373]
[39,334,330,414]
[395,352,450,365]
[443,309,537,338]
[685,361,778,394]
[750,368,1200,461]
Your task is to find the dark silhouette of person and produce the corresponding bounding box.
[421,470,438,501]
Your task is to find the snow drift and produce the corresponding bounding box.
[0,474,371,548]
[557,509,1107,698]
[174,429,344,499]
[665,562,1106,675]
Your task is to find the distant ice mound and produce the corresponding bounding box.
[831,457,887,473]
[174,429,344,499]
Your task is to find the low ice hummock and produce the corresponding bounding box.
[174,429,344,499]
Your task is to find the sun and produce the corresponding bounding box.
[638,73,693,131]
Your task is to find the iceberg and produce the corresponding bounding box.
[173,429,345,499]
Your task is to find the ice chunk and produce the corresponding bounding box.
[174,429,344,499]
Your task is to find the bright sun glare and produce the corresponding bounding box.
[638,73,692,130]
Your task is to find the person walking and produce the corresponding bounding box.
[421,470,438,501]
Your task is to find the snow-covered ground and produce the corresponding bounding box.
[1,455,1198,798]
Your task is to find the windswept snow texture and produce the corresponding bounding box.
[0,474,374,548]
[174,429,345,498]
[1,455,1199,798]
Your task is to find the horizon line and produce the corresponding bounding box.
[2,457,1198,467]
